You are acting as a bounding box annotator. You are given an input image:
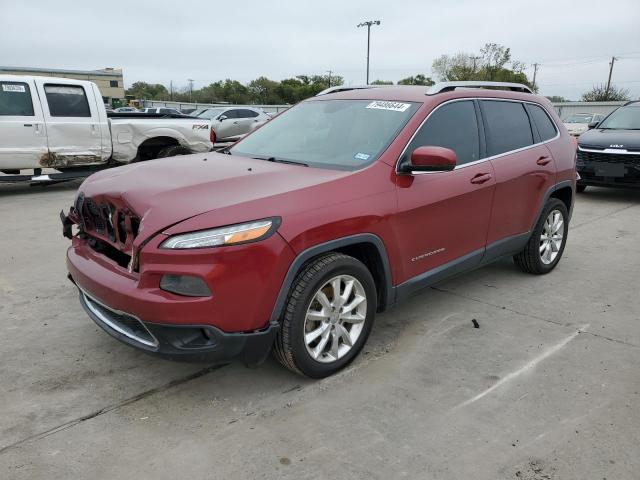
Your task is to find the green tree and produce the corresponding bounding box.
[125,81,170,100]
[371,79,394,85]
[398,74,435,86]
[546,96,568,103]
[581,84,630,102]
[432,43,534,90]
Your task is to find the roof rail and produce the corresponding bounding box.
[426,81,533,95]
[623,100,640,106]
[315,85,387,96]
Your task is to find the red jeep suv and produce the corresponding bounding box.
[62,81,576,378]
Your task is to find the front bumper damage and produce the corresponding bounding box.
[73,278,278,365]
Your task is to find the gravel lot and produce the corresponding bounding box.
[1,180,639,479]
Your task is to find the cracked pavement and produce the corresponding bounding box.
[1,181,639,479]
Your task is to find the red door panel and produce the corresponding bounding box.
[394,161,496,283]
[487,144,556,244]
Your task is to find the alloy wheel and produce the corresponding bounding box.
[303,274,367,363]
[540,209,564,265]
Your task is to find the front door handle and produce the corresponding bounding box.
[537,156,552,166]
[470,173,492,184]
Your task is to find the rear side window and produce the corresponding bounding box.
[238,109,259,118]
[405,100,480,165]
[528,104,557,141]
[44,84,91,117]
[482,100,533,156]
[0,82,34,116]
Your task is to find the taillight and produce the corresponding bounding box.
[210,127,216,144]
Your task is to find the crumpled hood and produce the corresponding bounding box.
[79,152,351,241]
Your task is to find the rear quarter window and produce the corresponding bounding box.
[528,104,558,141]
[44,84,91,117]
[0,82,34,116]
[481,100,534,156]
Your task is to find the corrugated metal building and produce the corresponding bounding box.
[551,101,626,120]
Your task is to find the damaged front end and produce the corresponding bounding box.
[61,192,142,272]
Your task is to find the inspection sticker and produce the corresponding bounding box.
[365,101,410,112]
[354,152,371,161]
[2,84,26,93]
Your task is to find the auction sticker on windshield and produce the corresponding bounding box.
[2,84,26,93]
[366,101,411,112]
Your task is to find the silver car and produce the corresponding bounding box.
[195,107,270,142]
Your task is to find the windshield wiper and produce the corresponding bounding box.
[253,156,309,167]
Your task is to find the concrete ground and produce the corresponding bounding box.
[1,180,639,480]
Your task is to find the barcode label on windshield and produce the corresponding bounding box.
[2,84,26,93]
[366,101,410,112]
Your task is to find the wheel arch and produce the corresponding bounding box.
[532,180,574,230]
[136,136,181,160]
[270,234,394,323]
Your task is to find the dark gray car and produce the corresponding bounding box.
[195,107,270,142]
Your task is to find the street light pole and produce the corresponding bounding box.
[357,20,381,85]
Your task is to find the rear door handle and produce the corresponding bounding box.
[470,173,492,184]
[537,156,552,166]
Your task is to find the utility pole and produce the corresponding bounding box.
[470,56,482,72]
[357,20,381,85]
[326,70,333,87]
[605,56,617,98]
[187,79,194,103]
[170,80,174,101]
[532,63,539,91]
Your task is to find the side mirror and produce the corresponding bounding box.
[587,121,599,130]
[218,115,228,122]
[405,146,457,173]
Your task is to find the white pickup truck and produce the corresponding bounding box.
[0,75,213,182]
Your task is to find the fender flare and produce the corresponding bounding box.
[269,233,394,323]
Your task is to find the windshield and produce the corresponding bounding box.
[598,107,640,130]
[197,108,226,119]
[230,99,419,170]
[565,113,594,123]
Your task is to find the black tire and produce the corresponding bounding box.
[156,145,190,158]
[274,252,377,378]
[576,184,587,193]
[514,198,569,275]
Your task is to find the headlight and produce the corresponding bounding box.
[159,218,278,249]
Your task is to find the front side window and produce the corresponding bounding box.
[481,100,533,156]
[402,100,480,166]
[197,108,226,119]
[528,104,557,141]
[231,99,419,170]
[44,84,91,117]
[598,107,640,130]
[0,81,34,116]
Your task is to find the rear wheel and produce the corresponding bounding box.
[514,199,569,274]
[274,253,376,378]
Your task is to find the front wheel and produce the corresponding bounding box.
[514,199,569,274]
[274,253,376,378]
